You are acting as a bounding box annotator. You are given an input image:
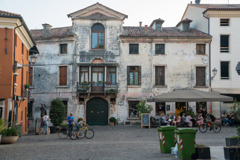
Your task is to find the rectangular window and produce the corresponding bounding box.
[59,66,67,86]
[127,66,141,85]
[80,67,89,83]
[107,67,116,85]
[28,101,33,117]
[155,66,165,86]
[155,44,165,55]
[196,44,205,55]
[220,35,229,53]
[129,101,140,118]
[196,67,206,86]
[220,19,229,26]
[221,61,229,79]
[60,44,67,54]
[156,102,166,115]
[129,44,139,54]
[29,67,33,86]
[22,43,24,54]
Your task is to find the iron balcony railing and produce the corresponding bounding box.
[76,82,118,94]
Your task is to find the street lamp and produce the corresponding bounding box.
[236,62,240,75]
[211,68,217,80]
[30,55,37,65]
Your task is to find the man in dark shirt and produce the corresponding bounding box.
[201,107,207,119]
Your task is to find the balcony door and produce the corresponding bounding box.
[92,67,104,92]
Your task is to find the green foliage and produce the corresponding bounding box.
[185,107,196,118]
[0,118,8,134]
[80,81,89,92]
[25,84,30,89]
[136,100,153,114]
[228,136,239,139]
[49,99,66,127]
[232,98,240,112]
[1,126,20,136]
[109,117,116,123]
[60,123,68,128]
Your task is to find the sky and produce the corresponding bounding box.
[1,0,240,30]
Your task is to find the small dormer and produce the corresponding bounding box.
[176,18,192,31]
[150,18,164,31]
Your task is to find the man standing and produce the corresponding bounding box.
[67,112,74,132]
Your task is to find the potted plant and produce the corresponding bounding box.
[80,81,89,92]
[49,99,66,133]
[105,81,111,85]
[224,127,240,160]
[136,100,153,118]
[25,84,30,89]
[1,126,20,144]
[195,144,211,159]
[109,117,116,126]
[0,118,8,144]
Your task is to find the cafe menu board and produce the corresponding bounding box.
[141,113,150,128]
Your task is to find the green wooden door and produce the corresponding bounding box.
[86,98,108,125]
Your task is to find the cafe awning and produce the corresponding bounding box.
[152,89,233,102]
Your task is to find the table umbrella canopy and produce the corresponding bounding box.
[152,89,233,102]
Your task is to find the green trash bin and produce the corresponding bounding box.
[157,126,176,153]
[174,128,197,160]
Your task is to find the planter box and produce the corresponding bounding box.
[226,138,239,146]
[196,147,211,159]
[1,136,19,144]
[224,146,240,160]
[109,122,115,126]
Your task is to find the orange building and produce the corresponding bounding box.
[0,10,37,134]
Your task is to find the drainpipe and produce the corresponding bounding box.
[203,12,212,113]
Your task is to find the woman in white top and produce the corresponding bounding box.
[41,112,49,135]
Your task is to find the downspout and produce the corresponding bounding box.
[203,12,212,113]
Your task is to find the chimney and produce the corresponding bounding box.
[145,25,148,32]
[139,21,142,27]
[42,23,52,36]
[195,0,200,5]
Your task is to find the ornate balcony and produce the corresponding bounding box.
[77,82,118,94]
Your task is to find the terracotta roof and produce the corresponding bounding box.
[0,10,21,18]
[30,27,75,40]
[121,26,211,38]
[189,4,240,10]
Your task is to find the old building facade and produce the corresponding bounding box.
[0,10,36,134]
[30,3,211,126]
[182,1,240,116]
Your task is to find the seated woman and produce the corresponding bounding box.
[161,114,168,126]
[168,112,175,126]
[185,114,193,127]
[174,114,181,127]
[197,113,204,126]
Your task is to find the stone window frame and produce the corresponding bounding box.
[60,44,68,54]
[91,23,105,49]
[128,101,140,119]
[220,35,229,53]
[196,66,206,87]
[221,61,230,80]
[155,44,165,55]
[155,66,166,86]
[196,44,206,55]
[127,66,141,86]
[59,66,68,86]
[129,44,139,54]
[220,19,230,26]
[80,66,89,83]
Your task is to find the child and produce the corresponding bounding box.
[77,118,88,137]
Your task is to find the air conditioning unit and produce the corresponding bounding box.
[13,72,19,76]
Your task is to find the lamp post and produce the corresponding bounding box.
[211,68,217,80]
[236,62,240,75]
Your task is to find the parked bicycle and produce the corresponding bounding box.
[199,121,221,133]
[58,127,77,140]
[72,125,94,140]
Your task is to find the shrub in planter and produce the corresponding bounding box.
[226,136,239,147]
[109,117,116,126]
[195,144,211,159]
[49,99,66,127]
[1,126,20,144]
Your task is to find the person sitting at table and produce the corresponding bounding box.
[174,114,181,127]
[161,114,168,126]
[185,114,193,127]
[197,113,204,126]
[168,112,175,126]
[221,112,230,125]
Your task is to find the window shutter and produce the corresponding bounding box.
[138,66,141,85]
[155,66,160,85]
[59,66,67,86]
[196,67,205,86]
[159,66,165,85]
[127,66,130,85]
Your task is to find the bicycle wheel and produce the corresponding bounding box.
[58,128,69,139]
[77,130,85,139]
[70,130,78,140]
[85,129,94,139]
[199,124,208,133]
[213,125,221,133]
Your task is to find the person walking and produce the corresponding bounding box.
[67,112,74,132]
[41,111,49,135]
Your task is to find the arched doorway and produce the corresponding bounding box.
[86,97,108,125]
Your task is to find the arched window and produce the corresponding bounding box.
[91,23,105,49]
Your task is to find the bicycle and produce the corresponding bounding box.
[199,121,221,133]
[72,125,94,139]
[58,126,77,140]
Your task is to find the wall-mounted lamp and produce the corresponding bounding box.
[211,68,217,80]
[236,62,240,75]
[30,55,37,65]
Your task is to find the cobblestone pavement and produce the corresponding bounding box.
[0,126,237,160]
